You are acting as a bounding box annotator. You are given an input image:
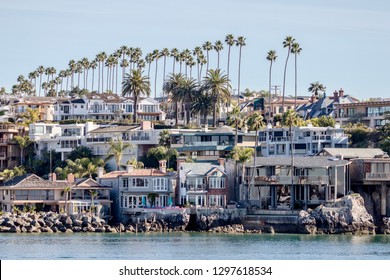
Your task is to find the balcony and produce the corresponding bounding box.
[365,173,390,181]
[250,175,329,185]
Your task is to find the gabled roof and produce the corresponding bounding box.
[181,162,225,176]
[320,148,387,159]
[100,169,168,179]
[74,178,109,188]
[252,156,350,168]
[0,174,72,189]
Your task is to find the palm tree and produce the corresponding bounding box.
[158,129,171,148]
[230,146,254,202]
[122,69,151,123]
[191,89,213,126]
[89,189,99,216]
[36,65,45,96]
[283,109,301,210]
[236,36,246,102]
[266,50,277,124]
[63,186,71,214]
[145,53,153,80]
[193,46,203,82]
[226,105,245,145]
[96,52,107,93]
[202,69,231,127]
[152,49,161,98]
[161,48,170,87]
[282,36,295,112]
[247,112,264,202]
[291,42,302,108]
[308,81,326,98]
[170,48,179,74]
[163,73,185,126]
[13,135,32,165]
[68,60,77,89]
[106,137,132,171]
[225,34,235,82]
[202,41,213,72]
[175,77,197,125]
[90,60,98,92]
[214,40,224,70]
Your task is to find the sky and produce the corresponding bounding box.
[0,0,389,101]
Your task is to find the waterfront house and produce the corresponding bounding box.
[0,173,112,218]
[319,147,390,218]
[177,158,229,207]
[97,161,175,223]
[258,124,348,157]
[334,98,390,128]
[170,125,257,160]
[0,123,27,170]
[226,156,351,210]
[29,121,99,160]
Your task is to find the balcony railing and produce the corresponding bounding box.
[365,173,390,180]
[249,175,329,185]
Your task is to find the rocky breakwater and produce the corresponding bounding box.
[0,212,118,233]
[124,212,189,233]
[298,194,376,234]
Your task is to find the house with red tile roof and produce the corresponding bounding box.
[97,160,176,223]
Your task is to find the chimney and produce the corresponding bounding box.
[50,173,56,182]
[141,120,152,130]
[67,173,75,183]
[97,167,104,179]
[126,165,134,173]
[217,158,225,168]
[333,90,339,103]
[310,94,316,103]
[159,160,167,173]
[176,156,186,171]
[339,88,344,97]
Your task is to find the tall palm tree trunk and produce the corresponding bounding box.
[268,61,273,124]
[237,46,242,102]
[282,51,291,112]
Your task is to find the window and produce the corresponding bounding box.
[132,178,148,187]
[124,196,128,208]
[208,195,226,207]
[122,178,129,188]
[209,177,225,189]
[120,196,123,208]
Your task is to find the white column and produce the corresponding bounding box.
[381,182,387,216]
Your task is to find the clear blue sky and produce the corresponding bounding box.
[1,0,389,100]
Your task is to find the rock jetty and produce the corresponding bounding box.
[0,212,118,233]
[298,194,376,234]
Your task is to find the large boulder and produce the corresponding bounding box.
[299,194,376,234]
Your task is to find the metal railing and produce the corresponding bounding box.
[366,173,390,180]
[249,175,329,185]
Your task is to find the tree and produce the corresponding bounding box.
[202,41,213,72]
[191,89,213,126]
[158,129,171,148]
[13,135,32,165]
[283,109,301,210]
[122,69,151,123]
[226,105,245,145]
[225,34,235,82]
[173,76,198,125]
[202,69,231,127]
[0,166,26,181]
[247,112,264,204]
[236,36,246,102]
[152,49,161,98]
[266,50,277,124]
[214,40,224,70]
[291,42,302,108]
[163,73,185,126]
[67,146,94,161]
[230,146,254,202]
[106,137,132,171]
[308,81,326,98]
[146,146,178,169]
[89,189,98,216]
[310,116,336,127]
[282,36,295,112]
[63,186,71,214]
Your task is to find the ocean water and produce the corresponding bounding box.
[1,232,390,260]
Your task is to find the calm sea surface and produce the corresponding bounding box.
[1,232,390,260]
